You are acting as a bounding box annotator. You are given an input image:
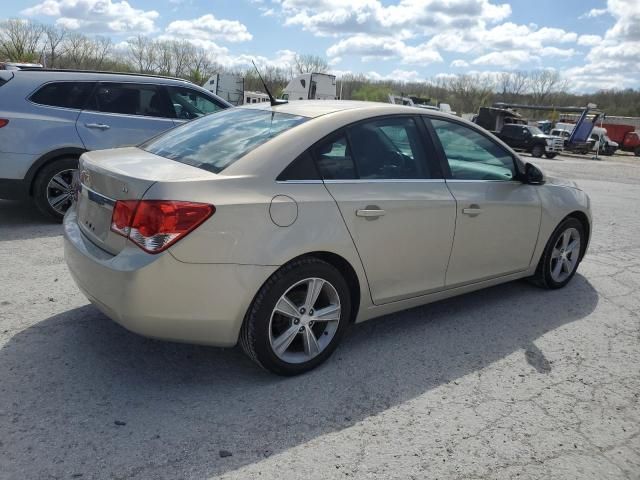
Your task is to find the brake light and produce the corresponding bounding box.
[0,119,8,128]
[110,200,214,253]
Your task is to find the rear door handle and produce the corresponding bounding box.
[356,208,386,218]
[462,205,482,216]
[85,123,110,130]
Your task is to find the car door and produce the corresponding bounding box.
[317,116,457,305]
[76,82,176,150]
[426,117,541,287]
[166,86,226,125]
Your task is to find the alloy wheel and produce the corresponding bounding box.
[268,277,341,364]
[46,169,76,215]
[550,227,581,283]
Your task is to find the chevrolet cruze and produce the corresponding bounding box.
[63,101,592,375]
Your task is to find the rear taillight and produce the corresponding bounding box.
[110,200,214,254]
[0,119,8,128]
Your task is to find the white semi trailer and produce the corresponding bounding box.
[203,74,244,106]
[282,73,337,100]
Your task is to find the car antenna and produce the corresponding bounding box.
[252,60,287,106]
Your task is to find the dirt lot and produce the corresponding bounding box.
[0,153,639,480]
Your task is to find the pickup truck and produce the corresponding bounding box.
[494,124,564,158]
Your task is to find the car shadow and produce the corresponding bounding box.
[0,199,61,241]
[0,274,598,479]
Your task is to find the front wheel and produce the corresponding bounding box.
[531,144,544,158]
[530,217,584,289]
[240,258,352,375]
[544,152,557,159]
[33,157,78,222]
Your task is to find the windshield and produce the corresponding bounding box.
[527,126,545,135]
[143,108,308,173]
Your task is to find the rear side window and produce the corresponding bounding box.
[30,82,95,109]
[143,108,308,173]
[310,116,431,180]
[86,83,173,118]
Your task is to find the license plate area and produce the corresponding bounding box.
[77,185,119,246]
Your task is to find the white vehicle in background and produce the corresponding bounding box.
[203,74,244,106]
[244,91,270,104]
[282,73,337,100]
[388,95,456,115]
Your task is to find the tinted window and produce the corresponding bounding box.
[314,133,356,180]
[277,151,320,181]
[87,83,172,117]
[167,86,224,119]
[348,117,430,179]
[30,82,95,109]
[143,108,307,174]
[431,118,516,181]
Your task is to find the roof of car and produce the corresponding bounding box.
[240,100,452,119]
[14,68,197,85]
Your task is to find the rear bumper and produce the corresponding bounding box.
[63,209,277,347]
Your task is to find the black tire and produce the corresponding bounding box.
[531,144,544,158]
[544,152,557,159]
[634,147,640,157]
[32,157,78,222]
[530,217,585,289]
[240,257,352,376]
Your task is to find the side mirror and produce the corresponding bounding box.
[523,163,545,185]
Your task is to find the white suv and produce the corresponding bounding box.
[0,69,231,220]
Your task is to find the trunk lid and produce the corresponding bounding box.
[76,147,215,255]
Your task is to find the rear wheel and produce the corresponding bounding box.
[240,257,352,376]
[530,217,584,289]
[531,144,544,158]
[33,157,78,222]
[634,147,640,157]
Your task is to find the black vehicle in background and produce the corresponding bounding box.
[474,106,563,158]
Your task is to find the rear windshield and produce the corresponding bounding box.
[142,108,308,173]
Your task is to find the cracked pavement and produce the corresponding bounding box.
[0,153,639,479]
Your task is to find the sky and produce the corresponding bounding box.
[2,0,639,92]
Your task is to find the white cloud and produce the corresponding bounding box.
[366,69,422,82]
[326,34,442,64]
[165,14,252,43]
[450,59,469,68]
[577,34,602,46]
[21,0,159,33]
[566,0,640,91]
[281,0,510,37]
[580,8,608,19]
[472,50,540,68]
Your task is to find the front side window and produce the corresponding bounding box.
[30,82,95,109]
[167,86,224,120]
[348,117,430,179]
[143,108,307,174]
[87,83,172,118]
[430,118,516,181]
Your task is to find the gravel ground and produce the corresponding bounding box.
[0,153,639,480]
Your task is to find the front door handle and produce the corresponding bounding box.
[462,205,482,216]
[356,208,386,218]
[85,123,110,130]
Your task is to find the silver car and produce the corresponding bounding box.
[63,101,592,375]
[0,69,230,220]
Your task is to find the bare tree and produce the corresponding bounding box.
[43,25,66,68]
[293,53,328,74]
[529,70,567,105]
[444,74,495,114]
[0,19,44,62]
[128,34,156,73]
[498,71,529,102]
